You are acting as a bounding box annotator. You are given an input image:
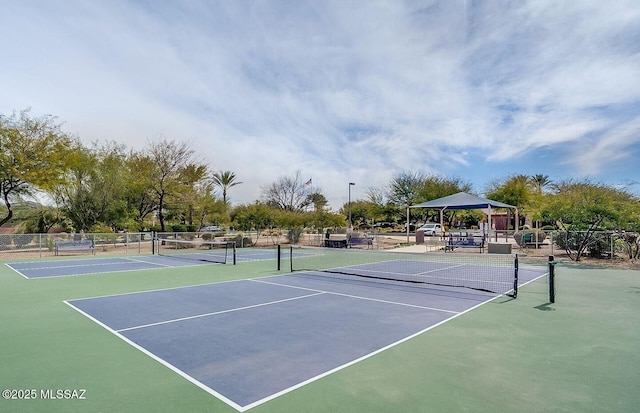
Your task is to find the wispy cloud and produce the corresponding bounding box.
[2,0,639,205]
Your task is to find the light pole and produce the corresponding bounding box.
[348,182,355,229]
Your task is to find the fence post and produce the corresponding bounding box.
[610,232,614,260]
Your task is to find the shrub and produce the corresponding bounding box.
[618,232,640,259]
[514,230,546,247]
[181,233,195,241]
[554,231,612,259]
[14,234,35,248]
[287,228,303,244]
[171,224,187,232]
[230,234,252,248]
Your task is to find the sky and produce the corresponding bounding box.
[2,0,639,209]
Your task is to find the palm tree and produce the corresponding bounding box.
[530,174,552,194]
[212,170,242,206]
[529,174,552,233]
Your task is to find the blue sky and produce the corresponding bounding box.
[2,0,639,208]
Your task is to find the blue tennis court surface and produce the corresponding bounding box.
[66,262,548,411]
[6,248,285,279]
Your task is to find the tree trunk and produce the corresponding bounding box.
[0,191,13,227]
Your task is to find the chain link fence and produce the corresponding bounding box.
[548,230,639,260]
[492,229,639,260]
[411,228,639,261]
[0,232,153,260]
[2,229,637,261]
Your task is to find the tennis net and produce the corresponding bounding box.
[288,246,518,297]
[154,237,236,264]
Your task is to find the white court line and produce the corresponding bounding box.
[241,272,553,412]
[120,256,175,268]
[116,292,325,333]
[11,259,147,271]
[416,263,466,275]
[64,299,246,412]
[66,270,549,412]
[11,255,208,279]
[10,256,172,271]
[5,262,30,279]
[251,278,459,314]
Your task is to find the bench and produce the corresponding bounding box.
[445,234,485,252]
[323,239,347,248]
[348,236,373,249]
[55,240,95,256]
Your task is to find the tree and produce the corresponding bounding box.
[273,209,308,244]
[530,174,552,193]
[384,171,426,226]
[231,202,274,244]
[212,170,242,207]
[261,171,316,212]
[364,187,391,224]
[21,204,65,233]
[415,175,472,225]
[387,171,425,208]
[0,109,78,227]
[417,175,472,203]
[542,179,636,260]
[339,200,376,228]
[306,209,346,233]
[484,174,533,229]
[366,187,385,205]
[172,163,211,228]
[191,182,226,230]
[54,142,130,232]
[145,139,203,232]
[528,174,553,229]
[306,192,328,212]
[484,174,532,209]
[123,152,157,231]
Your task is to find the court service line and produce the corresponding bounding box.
[251,278,459,314]
[241,284,508,412]
[115,292,326,333]
[121,256,175,268]
[416,263,466,275]
[11,260,147,271]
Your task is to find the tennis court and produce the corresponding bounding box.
[65,251,547,410]
[5,247,287,279]
[1,247,639,413]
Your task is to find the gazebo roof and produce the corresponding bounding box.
[410,192,516,210]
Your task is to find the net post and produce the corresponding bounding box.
[289,246,293,272]
[151,231,156,255]
[277,244,281,271]
[548,255,555,303]
[512,254,518,298]
[232,242,236,265]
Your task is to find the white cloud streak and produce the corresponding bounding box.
[2,0,639,205]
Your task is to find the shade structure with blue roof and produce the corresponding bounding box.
[409,192,518,237]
